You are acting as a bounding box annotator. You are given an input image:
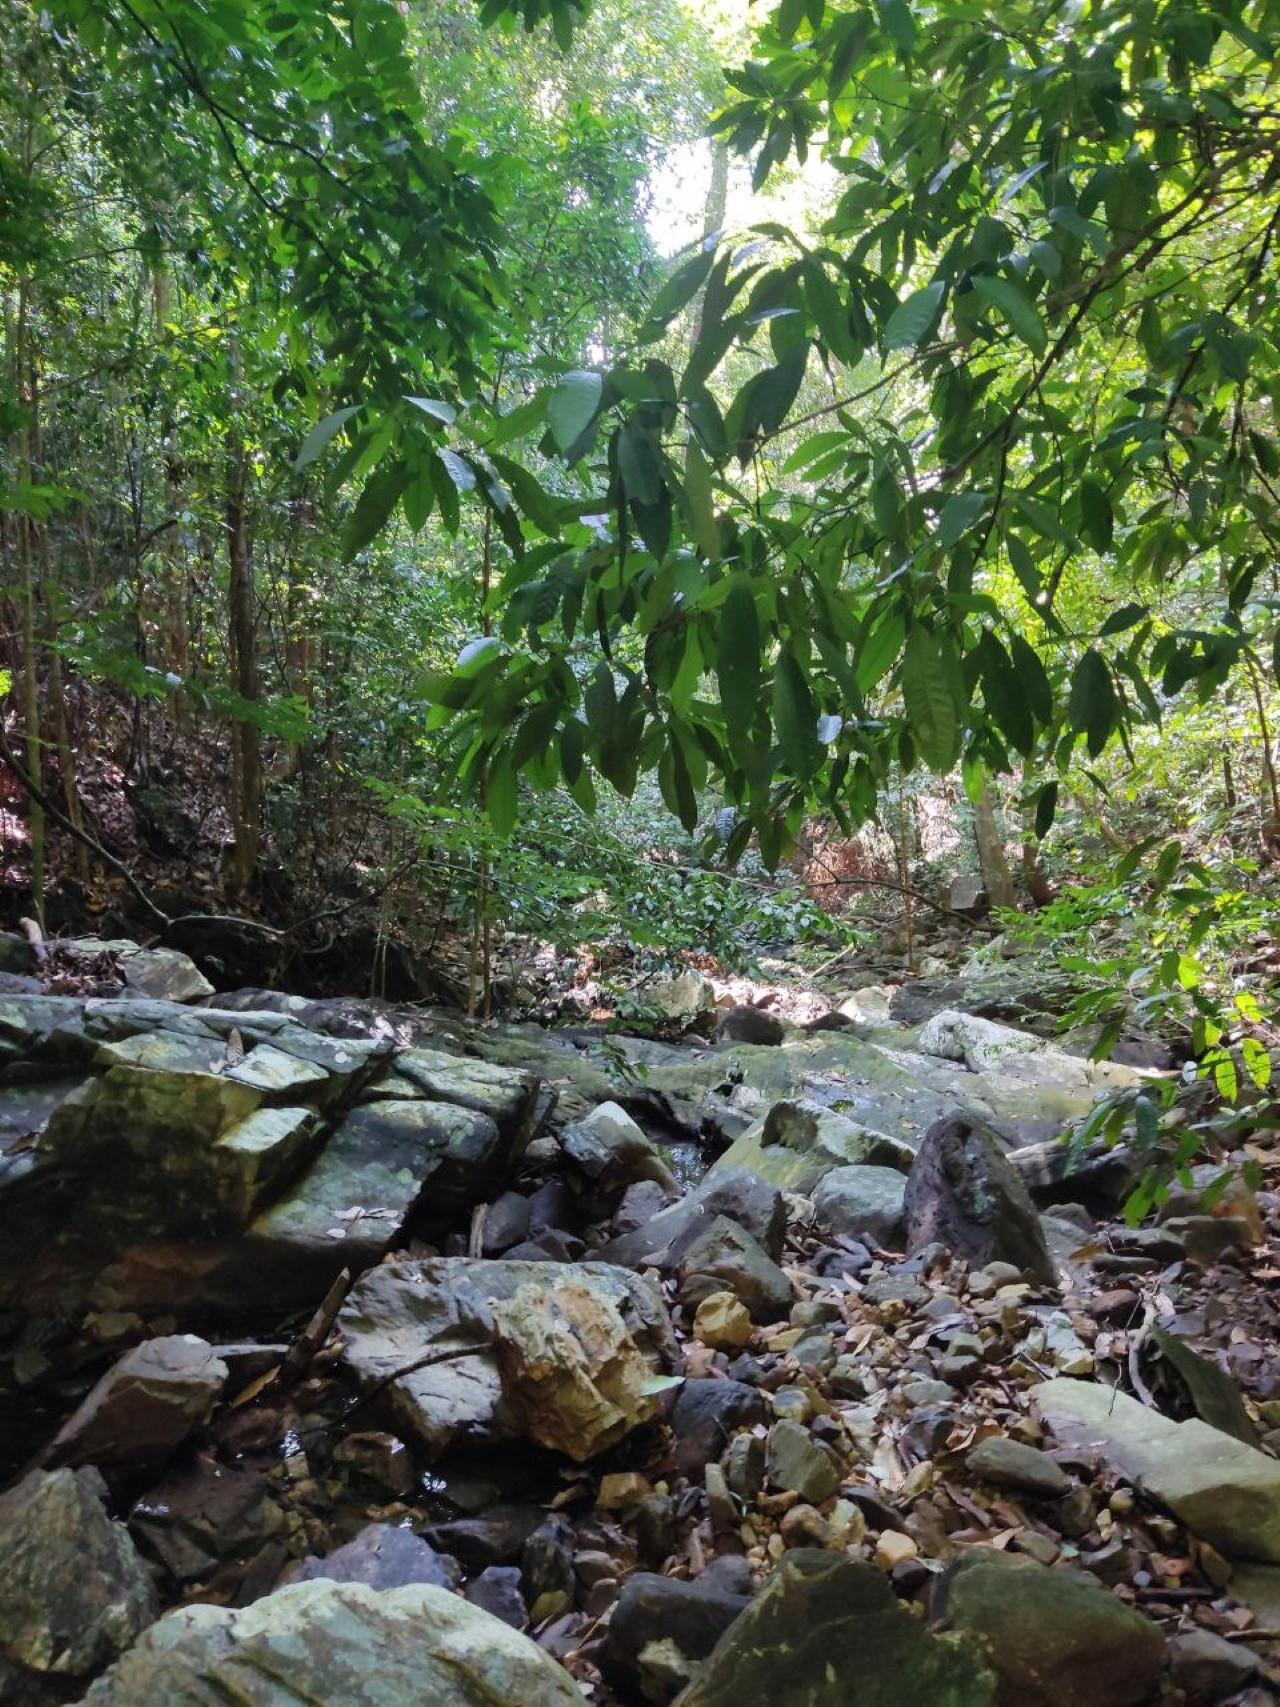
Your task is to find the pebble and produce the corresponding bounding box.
[694,1292,755,1351]
[779,1503,831,1549]
[874,1529,919,1570]
[965,1436,1071,1499]
[766,1419,839,1503]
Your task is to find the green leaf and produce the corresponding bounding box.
[717,576,762,735]
[855,609,904,692]
[1100,602,1148,636]
[642,247,717,337]
[1080,480,1113,552]
[294,405,360,472]
[1034,780,1058,838]
[618,420,664,506]
[436,448,477,494]
[973,274,1047,354]
[1009,635,1053,725]
[683,438,721,559]
[937,492,988,550]
[486,757,518,837]
[405,396,457,427]
[883,281,944,350]
[1068,650,1118,757]
[901,627,961,772]
[548,370,603,456]
[773,651,823,779]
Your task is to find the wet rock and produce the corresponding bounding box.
[600,1571,751,1703]
[930,1549,1165,1707]
[465,1565,528,1630]
[766,1419,839,1503]
[330,1431,416,1497]
[598,1168,785,1268]
[0,1468,156,1695]
[425,1507,546,1571]
[521,1516,576,1616]
[612,1180,673,1237]
[813,1164,908,1248]
[1034,1377,1280,1561]
[284,1522,461,1591]
[682,1550,994,1707]
[78,1578,583,1705]
[903,1115,1055,1285]
[128,1462,282,1584]
[1167,1628,1257,1705]
[669,1378,769,1479]
[678,1217,793,1322]
[965,1437,1071,1500]
[338,1256,675,1461]
[561,1100,677,1195]
[45,1333,227,1470]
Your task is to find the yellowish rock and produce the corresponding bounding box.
[874,1530,919,1570]
[694,1291,754,1351]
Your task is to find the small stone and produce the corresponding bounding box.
[770,1386,813,1425]
[966,1436,1071,1499]
[694,1291,755,1352]
[766,1419,839,1504]
[1010,1529,1060,1565]
[827,1498,866,1549]
[722,1432,766,1504]
[874,1530,919,1570]
[779,1504,831,1549]
[902,1378,954,1407]
[598,1472,651,1511]
[705,1463,737,1533]
[464,1566,527,1630]
[1167,1629,1257,1707]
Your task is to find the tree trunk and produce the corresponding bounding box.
[972,782,1017,910]
[223,358,261,897]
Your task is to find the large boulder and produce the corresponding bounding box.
[813,1164,908,1247]
[681,1550,994,1707]
[677,1217,793,1322]
[337,1256,677,1461]
[597,1168,785,1268]
[0,1468,156,1699]
[561,1100,677,1195]
[709,1099,913,1193]
[76,1578,582,1705]
[1034,1377,1280,1560]
[903,1115,1054,1285]
[44,1334,227,1470]
[929,1549,1164,1707]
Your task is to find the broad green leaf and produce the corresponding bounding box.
[405,396,457,427]
[717,577,762,734]
[548,370,603,455]
[437,447,477,493]
[855,609,904,692]
[973,274,1047,354]
[901,627,961,772]
[937,492,988,550]
[618,420,664,506]
[294,405,360,471]
[882,281,944,350]
[683,438,721,558]
[1009,635,1053,725]
[1034,780,1058,838]
[1068,650,1118,757]
[486,757,518,837]
[773,651,823,779]
[642,247,716,337]
[1080,480,1113,552]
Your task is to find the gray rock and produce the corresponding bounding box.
[681,1550,994,1707]
[0,1468,155,1686]
[561,1100,677,1194]
[465,1566,527,1630]
[903,1115,1055,1285]
[710,1098,914,1193]
[813,1164,908,1247]
[716,1005,786,1046]
[77,1578,582,1705]
[678,1216,793,1322]
[480,1190,532,1255]
[1167,1628,1257,1706]
[46,1334,228,1470]
[284,1523,460,1591]
[965,1437,1071,1500]
[393,1046,541,1142]
[766,1419,839,1503]
[669,1378,769,1479]
[338,1256,676,1461]
[1034,1377,1280,1561]
[918,1010,1141,1096]
[598,1168,786,1268]
[929,1548,1165,1707]
[600,1571,751,1701]
[426,1507,546,1571]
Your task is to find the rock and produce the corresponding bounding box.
[965,1437,1071,1500]
[903,1115,1055,1285]
[1167,1628,1257,1706]
[716,1006,786,1046]
[929,1549,1165,1707]
[949,875,987,915]
[1007,1137,1138,1211]
[561,1100,677,1194]
[640,969,717,1030]
[521,1516,576,1617]
[710,1098,913,1193]
[338,1256,675,1461]
[669,1378,769,1479]
[425,1507,547,1571]
[45,1334,228,1470]
[597,1168,786,1268]
[284,1523,460,1591]
[0,1468,156,1691]
[681,1550,994,1707]
[116,944,215,1004]
[330,1431,416,1497]
[391,1046,542,1141]
[77,1578,583,1705]
[612,1180,674,1236]
[812,1164,908,1248]
[694,1291,755,1351]
[480,1189,532,1255]
[767,1419,839,1503]
[1034,1377,1280,1561]
[128,1462,282,1584]
[600,1571,751,1702]
[678,1216,793,1322]
[918,1010,1141,1095]
[465,1566,528,1630]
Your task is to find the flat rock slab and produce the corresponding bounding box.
[337,1257,675,1460]
[45,1334,227,1470]
[393,1047,541,1139]
[681,1549,994,1707]
[1034,1376,1280,1561]
[76,1578,583,1705]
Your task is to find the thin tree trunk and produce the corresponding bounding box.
[223,353,261,896]
[972,782,1017,910]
